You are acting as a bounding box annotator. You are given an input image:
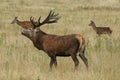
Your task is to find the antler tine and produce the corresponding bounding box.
[38,16,41,22]
[48,10,59,19]
[49,10,61,20]
[30,16,33,21]
[53,13,59,17]
[30,16,38,28]
[51,10,55,17]
[50,13,60,20]
[36,16,42,26]
[49,10,53,16]
[41,10,60,24]
[30,16,34,24]
[44,10,53,22]
[30,10,60,28]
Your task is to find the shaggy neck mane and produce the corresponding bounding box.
[31,29,47,50]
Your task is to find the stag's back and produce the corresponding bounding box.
[41,34,80,53]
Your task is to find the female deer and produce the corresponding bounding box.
[11,17,39,29]
[89,20,112,36]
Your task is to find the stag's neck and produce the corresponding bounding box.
[36,31,47,40]
[31,29,47,50]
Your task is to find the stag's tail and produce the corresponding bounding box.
[75,35,86,53]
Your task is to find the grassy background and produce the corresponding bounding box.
[0,0,120,80]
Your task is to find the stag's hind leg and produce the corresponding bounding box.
[71,54,79,70]
[79,46,88,69]
[79,53,88,69]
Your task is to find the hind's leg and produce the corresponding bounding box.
[108,32,112,36]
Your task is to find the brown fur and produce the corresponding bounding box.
[89,20,112,36]
[12,11,88,70]
[21,28,88,70]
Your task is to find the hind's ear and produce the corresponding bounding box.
[15,17,18,19]
[90,20,94,23]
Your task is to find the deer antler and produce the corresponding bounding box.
[30,10,61,28]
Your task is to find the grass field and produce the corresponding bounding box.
[0,0,120,80]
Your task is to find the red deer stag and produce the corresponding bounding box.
[89,20,112,36]
[11,16,40,29]
[12,10,88,70]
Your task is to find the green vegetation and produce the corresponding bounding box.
[0,0,120,80]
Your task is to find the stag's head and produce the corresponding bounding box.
[11,17,18,24]
[89,20,95,26]
[21,10,60,39]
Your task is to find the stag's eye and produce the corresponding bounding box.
[27,28,32,31]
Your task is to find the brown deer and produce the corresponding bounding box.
[89,20,112,36]
[12,10,88,70]
[11,16,39,29]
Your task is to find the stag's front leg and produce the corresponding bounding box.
[53,56,57,68]
[50,57,54,71]
[49,56,57,70]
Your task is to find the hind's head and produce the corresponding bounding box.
[11,17,18,24]
[89,20,95,26]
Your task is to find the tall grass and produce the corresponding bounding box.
[0,0,120,80]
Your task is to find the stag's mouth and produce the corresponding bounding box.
[21,29,27,36]
[21,31,26,36]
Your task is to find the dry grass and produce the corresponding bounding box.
[0,0,120,80]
